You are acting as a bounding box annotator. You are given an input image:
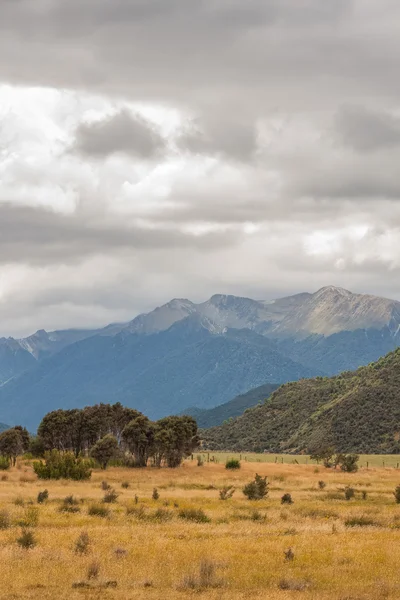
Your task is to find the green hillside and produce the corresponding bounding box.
[183,383,280,428]
[201,348,400,454]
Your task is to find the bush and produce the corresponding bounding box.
[103,489,119,503]
[17,529,37,549]
[219,486,235,500]
[121,481,130,489]
[339,454,359,473]
[37,490,49,504]
[152,508,173,522]
[345,487,355,500]
[243,473,269,500]
[225,459,241,470]
[87,560,100,580]
[0,456,10,470]
[33,450,92,480]
[178,508,211,523]
[152,488,159,500]
[59,495,81,513]
[90,435,118,469]
[281,493,293,505]
[318,481,326,490]
[18,507,39,528]
[345,516,378,528]
[75,531,90,554]
[394,485,400,504]
[101,481,111,491]
[0,509,11,529]
[180,559,223,590]
[197,455,204,467]
[88,504,110,518]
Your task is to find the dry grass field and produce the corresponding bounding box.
[1,455,400,599]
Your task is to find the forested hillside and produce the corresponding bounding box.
[202,349,400,454]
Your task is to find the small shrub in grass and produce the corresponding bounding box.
[87,560,100,580]
[197,455,204,466]
[153,508,173,522]
[243,474,268,500]
[75,531,90,554]
[281,493,293,505]
[345,487,355,501]
[152,487,159,500]
[33,450,92,480]
[345,516,378,528]
[180,559,223,590]
[318,481,326,490]
[103,489,118,503]
[225,459,241,470]
[1,474,8,481]
[219,486,235,500]
[114,547,128,558]
[362,491,368,500]
[126,505,146,519]
[60,495,81,513]
[284,548,294,561]
[88,504,110,518]
[37,490,49,504]
[178,507,211,523]
[0,509,11,529]
[121,481,130,489]
[394,485,400,504]
[18,507,39,528]
[0,456,10,470]
[101,481,111,491]
[14,496,24,507]
[17,529,37,549]
[279,578,309,591]
[251,509,266,522]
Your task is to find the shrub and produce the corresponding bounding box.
[88,504,110,518]
[87,560,100,580]
[251,509,266,522]
[59,495,81,513]
[152,487,159,500]
[126,505,146,519]
[394,485,400,504]
[345,516,378,528]
[279,578,309,591]
[103,489,119,503]
[362,491,368,500]
[281,493,293,505]
[225,459,241,470]
[0,456,10,470]
[75,531,90,554]
[243,474,269,500]
[219,486,235,500]
[121,481,130,489]
[345,487,355,501]
[90,435,118,469]
[153,508,173,522]
[18,507,39,528]
[178,508,211,523]
[180,559,223,590]
[339,454,359,473]
[17,529,37,549]
[0,509,11,529]
[197,455,204,467]
[33,450,92,480]
[13,496,24,507]
[1,474,8,481]
[318,481,326,490]
[101,481,111,491]
[37,490,49,504]
[284,547,294,561]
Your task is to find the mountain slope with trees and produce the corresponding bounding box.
[183,383,280,428]
[201,348,400,454]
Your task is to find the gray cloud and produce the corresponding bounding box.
[335,105,400,152]
[73,109,166,158]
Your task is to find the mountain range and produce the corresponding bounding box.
[0,285,400,430]
[201,347,400,454]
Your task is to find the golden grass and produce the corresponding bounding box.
[0,457,400,599]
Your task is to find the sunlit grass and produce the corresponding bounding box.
[0,457,400,598]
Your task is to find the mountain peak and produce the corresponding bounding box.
[314,286,352,298]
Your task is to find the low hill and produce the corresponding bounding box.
[183,383,280,428]
[201,348,400,454]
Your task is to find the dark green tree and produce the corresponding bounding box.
[90,435,119,469]
[122,415,155,467]
[0,428,25,465]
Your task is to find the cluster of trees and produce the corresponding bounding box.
[0,403,199,471]
[309,447,359,472]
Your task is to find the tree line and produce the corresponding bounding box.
[0,402,199,470]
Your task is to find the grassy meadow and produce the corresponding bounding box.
[1,455,400,599]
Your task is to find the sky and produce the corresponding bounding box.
[1,0,400,337]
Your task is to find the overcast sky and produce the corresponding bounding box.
[1,0,400,337]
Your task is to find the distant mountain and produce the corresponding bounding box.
[201,347,400,454]
[0,315,315,430]
[0,422,9,433]
[1,285,400,429]
[183,383,280,428]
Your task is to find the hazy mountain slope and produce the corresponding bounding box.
[0,315,315,430]
[0,339,36,383]
[183,382,280,428]
[202,348,400,454]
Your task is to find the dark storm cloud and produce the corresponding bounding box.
[335,106,400,152]
[73,110,166,158]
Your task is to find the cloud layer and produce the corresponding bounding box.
[1,1,400,336]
